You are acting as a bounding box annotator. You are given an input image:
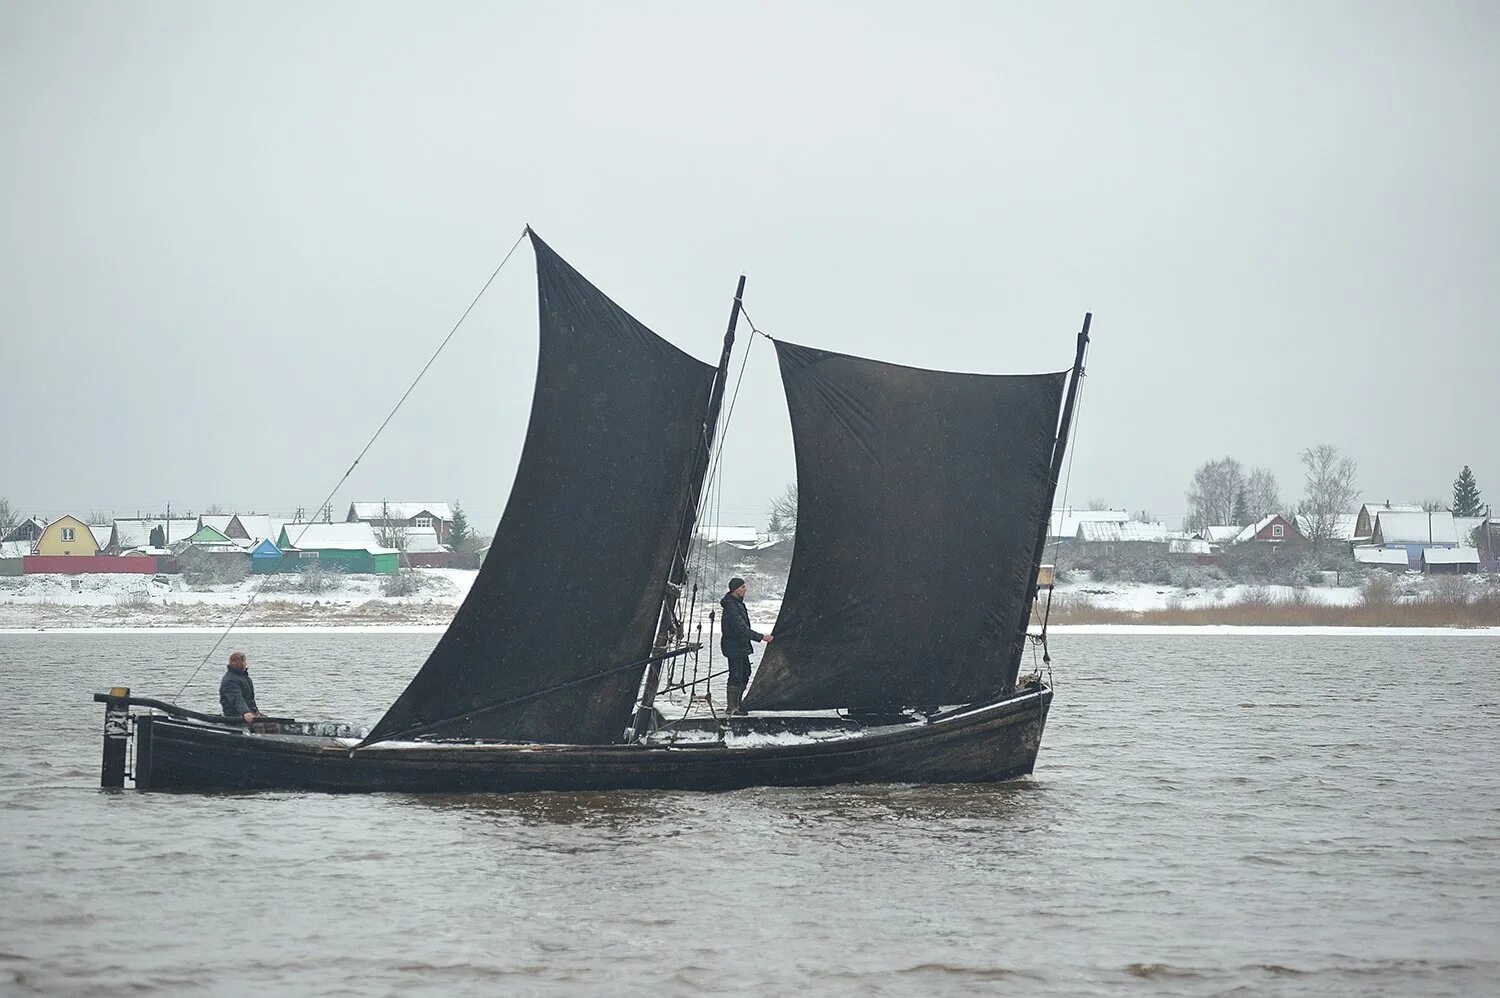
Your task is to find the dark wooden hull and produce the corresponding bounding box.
[128,685,1051,793]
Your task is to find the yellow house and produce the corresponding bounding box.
[34,515,102,557]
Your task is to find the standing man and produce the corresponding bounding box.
[720,576,772,716]
[220,651,262,725]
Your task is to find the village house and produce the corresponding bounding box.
[180,524,240,551]
[34,514,101,556]
[1353,501,1424,543]
[1231,514,1303,544]
[277,522,400,574]
[88,523,119,554]
[697,525,760,545]
[113,517,202,552]
[199,513,278,547]
[1048,507,1129,541]
[1354,546,1409,570]
[1476,516,1500,567]
[2,516,47,546]
[1075,520,1172,543]
[347,502,454,546]
[1371,510,1458,568]
[1421,547,1480,575]
[1453,515,1485,547]
[1292,512,1359,544]
[21,515,159,575]
[1195,525,1242,546]
[249,537,284,574]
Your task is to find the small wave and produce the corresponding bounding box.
[897,962,1040,982]
[1124,962,1204,979]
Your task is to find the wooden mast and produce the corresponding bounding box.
[1003,312,1090,692]
[630,274,746,739]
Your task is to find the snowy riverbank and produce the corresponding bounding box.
[0,570,1494,631]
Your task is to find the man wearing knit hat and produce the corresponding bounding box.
[719,576,772,716]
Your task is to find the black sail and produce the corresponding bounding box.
[744,341,1066,712]
[362,233,717,745]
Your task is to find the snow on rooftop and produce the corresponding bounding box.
[1169,538,1211,555]
[1354,546,1409,566]
[1360,501,1425,516]
[1453,516,1484,543]
[88,525,114,548]
[348,502,453,522]
[1077,520,1170,543]
[113,518,201,548]
[1199,525,1241,543]
[1231,515,1298,544]
[697,525,760,545]
[1423,546,1479,566]
[1293,513,1359,541]
[1375,510,1458,546]
[280,521,390,551]
[1049,507,1129,538]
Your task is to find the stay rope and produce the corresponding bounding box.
[170,228,529,703]
[669,305,762,716]
[1034,338,1091,666]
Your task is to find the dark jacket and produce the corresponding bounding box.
[719,592,763,658]
[220,668,258,718]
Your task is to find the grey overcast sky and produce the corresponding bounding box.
[3,1,1496,529]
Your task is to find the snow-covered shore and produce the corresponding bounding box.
[0,570,1494,633]
[0,570,477,629]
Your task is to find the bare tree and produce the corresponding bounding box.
[205,503,226,515]
[1244,467,1280,521]
[1297,444,1359,551]
[0,498,16,540]
[376,499,409,552]
[88,509,112,525]
[1419,498,1446,513]
[1185,457,1245,531]
[1086,496,1109,511]
[767,483,798,534]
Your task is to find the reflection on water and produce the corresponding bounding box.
[2,630,1499,995]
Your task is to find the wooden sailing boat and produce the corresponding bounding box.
[92,230,1089,793]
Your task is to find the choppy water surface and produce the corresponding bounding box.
[2,631,1497,996]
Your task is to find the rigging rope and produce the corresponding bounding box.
[170,228,530,703]
[1035,336,1091,660]
[678,316,759,654]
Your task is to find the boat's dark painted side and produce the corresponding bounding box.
[128,685,1051,793]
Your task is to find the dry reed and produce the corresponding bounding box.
[1046,588,1500,628]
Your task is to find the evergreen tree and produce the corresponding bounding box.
[1452,466,1483,517]
[449,501,471,550]
[1232,489,1250,526]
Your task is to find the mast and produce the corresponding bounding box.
[1003,312,1090,692]
[630,274,746,739]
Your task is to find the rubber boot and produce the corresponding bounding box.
[726,683,743,717]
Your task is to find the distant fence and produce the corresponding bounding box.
[23,555,161,575]
[401,552,465,569]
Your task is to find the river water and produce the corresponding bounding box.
[1,630,1497,995]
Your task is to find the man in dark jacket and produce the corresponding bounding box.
[220,651,262,724]
[719,577,772,716]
